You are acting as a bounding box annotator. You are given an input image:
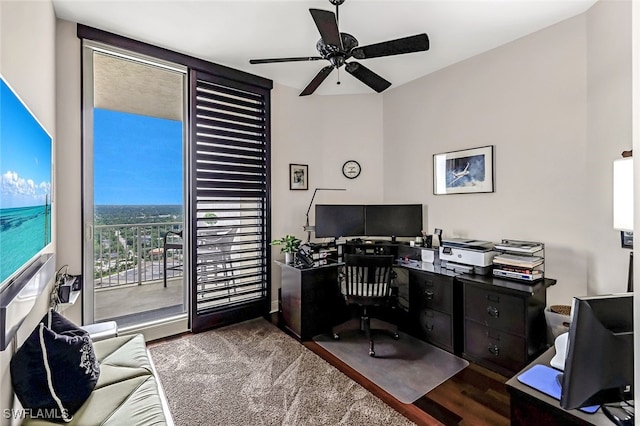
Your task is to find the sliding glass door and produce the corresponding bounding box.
[80,27,273,336]
[82,42,189,332]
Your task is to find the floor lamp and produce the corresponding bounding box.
[613,157,633,292]
[303,188,346,242]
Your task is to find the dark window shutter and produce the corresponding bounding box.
[190,70,271,331]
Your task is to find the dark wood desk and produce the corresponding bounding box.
[506,347,612,425]
[277,254,554,378]
[276,261,345,340]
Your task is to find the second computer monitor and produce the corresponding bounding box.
[365,204,423,238]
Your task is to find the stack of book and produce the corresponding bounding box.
[492,240,544,282]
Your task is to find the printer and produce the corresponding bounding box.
[439,238,497,275]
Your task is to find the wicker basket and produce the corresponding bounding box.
[546,305,572,342]
[550,304,571,316]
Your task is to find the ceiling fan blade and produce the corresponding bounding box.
[250,56,323,64]
[351,34,429,60]
[345,62,391,93]
[299,65,334,96]
[310,8,342,49]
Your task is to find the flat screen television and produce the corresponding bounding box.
[315,204,365,239]
[560,293,634,415]
[0,75,53,291]
[365,204,423,239]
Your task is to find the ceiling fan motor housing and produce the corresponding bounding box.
[316,32,358,68]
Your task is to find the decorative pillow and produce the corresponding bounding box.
[10,310,100,423]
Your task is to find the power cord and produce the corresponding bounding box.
[601,391,634,426]
[50,264,70,311]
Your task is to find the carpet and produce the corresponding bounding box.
[148,318,414,426]
[314,329,469,404]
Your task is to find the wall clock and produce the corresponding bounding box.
[342,160,361,179]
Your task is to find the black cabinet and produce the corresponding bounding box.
[458,275,555,377]
[408,269,461,354]
[277,262,344,341]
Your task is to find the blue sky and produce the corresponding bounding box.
[0,78,52,209]
[94,108,182,205]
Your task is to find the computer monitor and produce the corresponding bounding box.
[559,293,634,411]
[314,205,365,239]
[364,204,423,239]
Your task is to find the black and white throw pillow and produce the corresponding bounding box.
[10,310,100,423]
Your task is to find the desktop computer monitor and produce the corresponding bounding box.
[314,205,365,239]
[364,204,423,239]
[560,293,634,412]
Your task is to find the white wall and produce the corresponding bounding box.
[631,0,640,408]
[0,1,57,423]
[383,0,631,307]
[54,19,83,324]
[270,83,384,236]
[586,0,632,295]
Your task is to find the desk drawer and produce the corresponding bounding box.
[410,270,453,313]
[464,285,525,335]
[418,309,452,350]
[464,319,526,373]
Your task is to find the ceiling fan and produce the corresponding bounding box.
[249,0,430,96]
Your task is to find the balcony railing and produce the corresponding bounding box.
[94,222,183,288]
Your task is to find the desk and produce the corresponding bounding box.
[506,347,611,425]
[277,248,554,377]
[457,274,555,377]
[276,261,345,340]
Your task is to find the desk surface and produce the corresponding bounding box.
[506,347,612,425]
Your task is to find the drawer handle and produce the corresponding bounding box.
[424,323,434,332]
[486,294,500,303]
[488,344,500,356]
[487,306,500,318]
[424,289,435,300]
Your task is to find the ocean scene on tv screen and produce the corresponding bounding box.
[0,77,52,285]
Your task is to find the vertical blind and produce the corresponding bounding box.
[191,70,271,328]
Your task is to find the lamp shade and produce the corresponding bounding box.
[613,158,633,231]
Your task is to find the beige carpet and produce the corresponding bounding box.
[148,318,414,426]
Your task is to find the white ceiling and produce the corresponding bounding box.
[52,0,598,96]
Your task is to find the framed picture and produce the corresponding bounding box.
[289,163,308,190]
[620,231,633,249]
[433,145,494,195]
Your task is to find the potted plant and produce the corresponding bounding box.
[270,235,302,264]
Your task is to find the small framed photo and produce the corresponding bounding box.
[289,164,308,190]
[433,145,494,195]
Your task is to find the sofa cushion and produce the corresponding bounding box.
[22,334,169,426]
[10,310,100,422]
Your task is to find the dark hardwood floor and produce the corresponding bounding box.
[304,340,510,426]
[270,314,511,426]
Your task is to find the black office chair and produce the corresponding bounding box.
[332,254,399,357]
